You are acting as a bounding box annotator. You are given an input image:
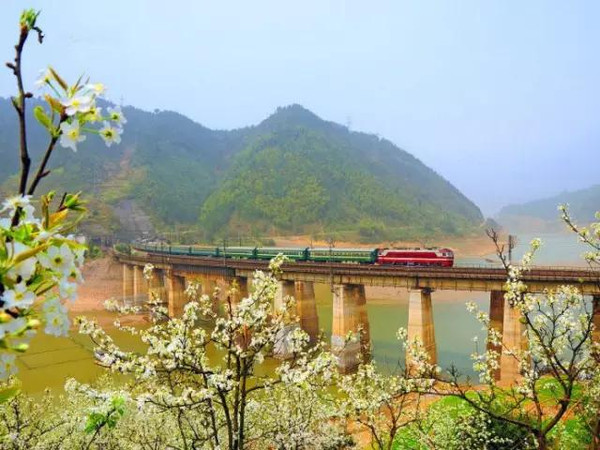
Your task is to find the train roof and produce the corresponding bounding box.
[257,247,307,251]
[309,247,377,252]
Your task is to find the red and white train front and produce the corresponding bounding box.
[376,248,454,267]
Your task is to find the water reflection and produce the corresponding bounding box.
[314,283,488,377]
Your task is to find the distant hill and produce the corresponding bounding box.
[0,100,483,242]
[497,185,600,232]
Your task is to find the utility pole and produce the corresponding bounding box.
[508,234,517,264]
[327,237,335,292]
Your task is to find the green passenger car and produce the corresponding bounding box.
[190,246,220,257]
[307,248,378,264]
[255,247,309,261]
[218,246,258,259]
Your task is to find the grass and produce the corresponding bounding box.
[388,377,592,449]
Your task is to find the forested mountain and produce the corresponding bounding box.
[0,100,483,241]
[497,185,600,232]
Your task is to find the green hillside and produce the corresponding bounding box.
[201,106,482,239]
[0,100,483,241]
[497,185,600,231]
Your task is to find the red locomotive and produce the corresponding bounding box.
[376,248,454,267]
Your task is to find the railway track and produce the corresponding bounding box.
[117,250,600,285]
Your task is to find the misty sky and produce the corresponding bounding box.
[1,1,599,216]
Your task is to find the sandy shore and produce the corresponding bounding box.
[71,257,124,313]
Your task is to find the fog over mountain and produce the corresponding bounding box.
[496,184,600,232]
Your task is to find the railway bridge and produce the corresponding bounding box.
[115,249,600,384]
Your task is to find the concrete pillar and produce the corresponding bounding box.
[227,276,248,308]
[132,265,148,302]
[201,277,220,314]
[165,271,186,318]
[275,280,296,312]
[122,264,134,301]
[331,284,366,373]
[488,290,505,381]
[295,281,319,344]
[201,277,218,297]
[180,275,217,311]
[148,269,166,302]
[592,295,600,347]
[273,280,298,359]
[407,288,437,367]
[499,300,527,384]
[356,285,371,361]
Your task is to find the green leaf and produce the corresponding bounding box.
[19,9,40,30]
[84,412,104,434]
[63,192,86,211]
[0,386,20,404]
[48,67,68,91]
[33,105,53,132]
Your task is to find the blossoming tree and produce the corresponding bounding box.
[0,9,126,390]
[75,255,350,449]
[426,211,600,449]
[334,208,600,449]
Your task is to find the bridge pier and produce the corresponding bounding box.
[593,296,600,347]
[487,290,505,381]
[227,276,249,307]
[275,280,296,312]
[122,264,134,301]
[273,280,299,359]
[200,277,218,297]
[356,285,371,359]
[132,265,148,303]
[499,299,526,384]
[147,269,166,302]
[295,281,319,344]
[200,277,220,313]
[166,271,186,318]
[331,284,370,373]
[407,288,437,368]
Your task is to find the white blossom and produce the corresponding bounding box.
[99,121,122,147]
[58,279,78,302]
[34,67,52,89]
[106,106,126,126]
[60,95,92,116]
[85,105,102,123]
[1,282,35,309]
[37,243,75,276]
[59,120,86,152]
[85,82,107,96]
[1,194,31,213]
[0,354,18,379]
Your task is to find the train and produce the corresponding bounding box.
[132,244,454,267]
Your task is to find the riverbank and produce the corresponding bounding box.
[71,257,122,313]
